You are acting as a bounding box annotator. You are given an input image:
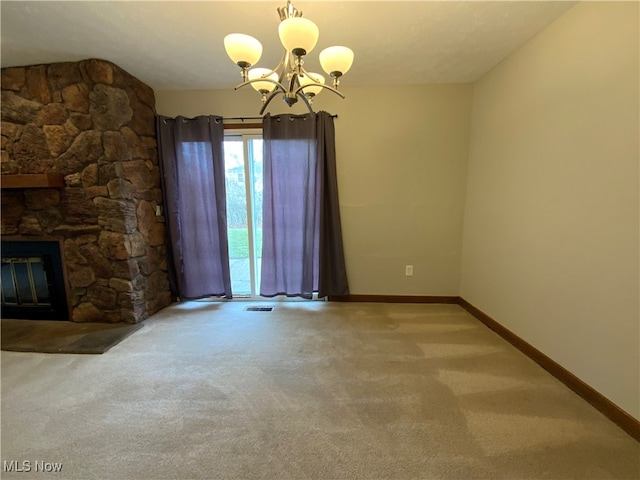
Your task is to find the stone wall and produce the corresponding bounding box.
[1,58,172,323]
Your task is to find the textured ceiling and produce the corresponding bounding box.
[1,1,578,91]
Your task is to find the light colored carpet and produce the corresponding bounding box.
[1,301,638,479]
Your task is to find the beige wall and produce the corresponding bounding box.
[156,84,473,296]
[461,2,639,419]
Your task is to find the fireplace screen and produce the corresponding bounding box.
[2,256,52,307]
[0,240,68,320]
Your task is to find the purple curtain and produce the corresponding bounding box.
[316,113,349,298]
[156,115,232,299]
[260,112,349,299]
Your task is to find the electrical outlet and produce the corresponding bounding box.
[155,205,162,216]
[405,265,413,277]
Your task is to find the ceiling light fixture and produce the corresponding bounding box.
[223,0,354,114]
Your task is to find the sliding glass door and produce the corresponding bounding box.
[223,132,263,296]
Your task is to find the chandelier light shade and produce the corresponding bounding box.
[248,68,278,93]
[278,18,319,55]
[223,0,354,114]
[319,46,354,77]
[298,72,325,97]
[223,34,263,68]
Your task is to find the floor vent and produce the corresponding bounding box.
[244,306,274,312]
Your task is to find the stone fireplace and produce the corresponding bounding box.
[1,58,172,323]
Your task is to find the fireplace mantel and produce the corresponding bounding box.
[1,174,66,189]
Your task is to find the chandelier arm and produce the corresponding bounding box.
[287,71,300,94]
[294,64,345,98]
[234,77,286,93]
[279,51,293,85]
[294,82,346,99]
[297,63,313,77]
[259,90,284,115]
[233,51,289,92]
[287,53,299,81]
[296,91,314,114]
[267,51,288,82]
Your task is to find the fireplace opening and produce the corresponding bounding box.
[1,240,69,320]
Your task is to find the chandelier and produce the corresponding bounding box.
[223,0,354,114]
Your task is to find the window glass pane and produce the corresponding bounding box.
[223,134,263,297]
[248,138,263,289]
[224,138,251,295]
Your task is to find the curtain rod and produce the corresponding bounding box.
[223,116,263,122]
[224,114,338,122]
